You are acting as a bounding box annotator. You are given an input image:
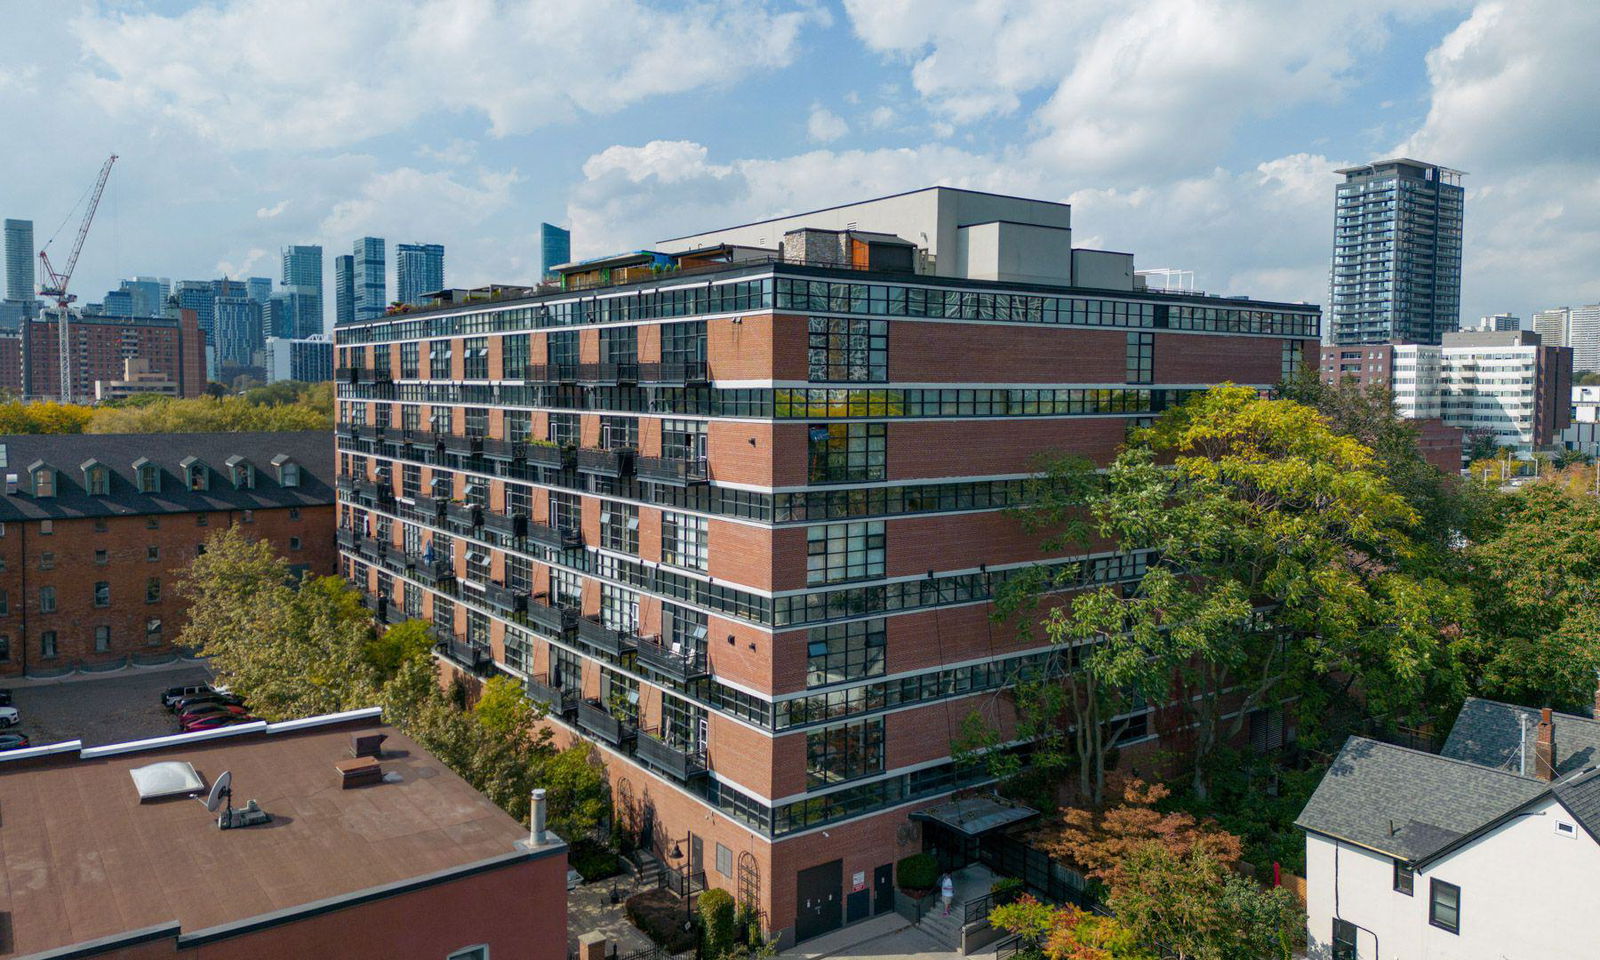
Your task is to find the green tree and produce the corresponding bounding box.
[700,888,737,958]
[1111,842,1300,960]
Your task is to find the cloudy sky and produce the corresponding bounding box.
[1,0,1596,331]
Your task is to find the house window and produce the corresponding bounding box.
[546,329,579,369]
[137,463,160,492]
[501,333,530,379]
[95,549,108,565]
[401,341,419,377]
[808,317,886,382]
[186,462,208,491]
[1557,820,1578,838]
[1429,878,1460,934]
[806,717,885,788]
[85,465,109,495]
[242,510,255,524]
[196,514,208,526]
[549,492,582,537]
[464,406,489,437]
[715,843,732,878]
[93,518,107,532]
[147,517,160,529]
[95,625,111,652]
[33,468,55,497]
[1283,340,1303,379]
[429,339,453,378]
[808,423,886,483]
[600,583,638,633]
[806,521,885,585]
[146,578,162,603]
[600,416,637,450]
[661,419,707,464]
[94,581,110,607]
[147,546,160,562]
[1331,918,1358,960]
[38,520,52,536]
[280,461,302,487]
[661,511,707,571]
[40,630,57,658]
[290,537,302,551]
[230,461,255,489]
[1126,332,1154,384]
[39,552,54,570]
[0,589,8,615]
[661,320,707,369]
[601,324,637,366]
[0,635,8,661]
[1393,859,1413,896]
[146,617,162,642]
[601,501,639,554]
[807,618,886,687]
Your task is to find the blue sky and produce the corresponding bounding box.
[1,0,1596,331]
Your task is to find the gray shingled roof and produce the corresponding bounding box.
[1553,769,1600,842]
[1441,697,1600,778]
[1294,737,1547,860]
[0,431,333,521]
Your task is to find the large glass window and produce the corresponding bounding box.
[601,416,638,450]
[464,407,489,437]
[1331,919,1357,960]
[805,717,885,788]
[665,603,708,659]
[1429,879,1460,934]
[600,583,639,632]
[400,341,419,378]
[662,419,707,463]
[550,491,582,536]
[548,412,580,447]
[1126,332,1154,384]
[552,644,583,690]
[547,330,579,369]
[661,693,707,752]
[601,326,637,365]
[462,337,489,379]
[662,320,707,367]
[502,333,530,379]
[429,339,453,379]
[808,423,886,483]
[505,482,534,518]
[601,501,639,553]
[808,317,886,382]
[807,618,886,687]
[662,511,708,571]
[551,568,583,609]
[1283,339,1303,379]
[806,521,885,585]
[1393,860,1414,896]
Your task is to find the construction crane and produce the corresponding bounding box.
[38,153,118,403]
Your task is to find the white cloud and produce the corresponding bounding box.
[319,166,520,242]
[256,200,289,219]
[867,106,896,129]
[807,104,849,143]
[70,0,824,151]
[417,139,479,167]
[216,248,267,277]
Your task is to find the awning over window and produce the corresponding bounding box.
[910,795,1039,837]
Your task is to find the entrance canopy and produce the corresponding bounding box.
[911,795,1039,838]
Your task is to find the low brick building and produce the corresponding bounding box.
[0,431,335,678]
[0,708,567,958]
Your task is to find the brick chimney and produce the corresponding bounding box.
[1535,707,1557,781]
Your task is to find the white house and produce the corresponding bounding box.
[1298,699,1600,959]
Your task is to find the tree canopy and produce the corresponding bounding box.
[0,381,332,435]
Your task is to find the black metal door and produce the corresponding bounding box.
[795,859,843,942]
[873,863,894,915]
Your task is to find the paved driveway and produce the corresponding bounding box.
[2,663,213,747]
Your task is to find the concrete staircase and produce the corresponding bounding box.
[916,905,965,952]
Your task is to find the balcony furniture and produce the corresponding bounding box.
[526,601,578,638]
[576,447,634,478]
[635,726,709,781]
[577,617,637,657]
[633,456,709,486]
[635,636,709,684]
[576,699,636,747]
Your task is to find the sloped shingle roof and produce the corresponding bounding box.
[1441,697,1600,778]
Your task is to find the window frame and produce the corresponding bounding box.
[1428,878,1460,934]
[1393,859,1414,896]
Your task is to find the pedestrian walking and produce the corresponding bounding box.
[940,873,954,916]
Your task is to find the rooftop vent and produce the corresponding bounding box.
[130,760,206,801]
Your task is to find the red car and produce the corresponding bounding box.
[181,713,257,731]
[178,703,251,722]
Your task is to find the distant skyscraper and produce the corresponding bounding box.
[174,281,217,336]
[4,218,35,302]
[263,334,334,383]
[1534,308,1571,347]
[214,295,264,369]
[267,291,294,340]
[104,277,167,317]
[1476,313,1520,332]
[354,236,386,320]
[103,289,135,317]
[280,244,324,337]
[1536,305,1600,373]
[1329,158,1464,345]
[246,276,272,306]
[334,254,355,327]
[540,223,570,279]
[395,242,444,306]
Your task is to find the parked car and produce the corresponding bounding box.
[0,705,18,728]
[182,713,257,731]
[170,692,246,714]
[162,683,214,708]
[178,703,251,723]
[0,732,30,750]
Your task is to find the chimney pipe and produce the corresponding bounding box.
[530,788,547,846]
[1535,707,1557,782]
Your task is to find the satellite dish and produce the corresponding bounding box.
[204,771,232,813]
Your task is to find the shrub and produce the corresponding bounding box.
[896,853,938,892]
[991,876,1025,904]
[699,888,737,957]
[569,840,622,882]
[626,889,698,954]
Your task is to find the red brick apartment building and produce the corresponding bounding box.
[0,309,208,399]
[0,431,335,678]
[332,187,1321,945]
[0,708,567,958]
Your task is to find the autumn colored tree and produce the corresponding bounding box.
[0,400,94,433]
[1111,842,1300,960]
[1044,779,1242,888]
[989,895,1155,960]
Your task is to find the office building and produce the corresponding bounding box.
[214,293,265,370]
[0,708,566,958]
[396,242,444,306]
[335,253,356,327]
[173,280,216,334]
[6,309,208,400]
[0,431,334,677]
[1321,330,1572,456]
[332,186,1321,946]
[102,288,135,317]
[1533,305,1600,373]
[4,217,35,302]
[281,244,324,338]
[1329,158,1464,345]
[246,275,272,306]
[1476,313,1520,332]
[265,333,335,383]
[93,357,180,401]
[541,223,571,279]
[355,236,387,321]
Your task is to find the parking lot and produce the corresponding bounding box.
[3,664,214,747]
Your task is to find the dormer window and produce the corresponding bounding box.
[80,459,110,496]
[29,461,55,498]
[132,458,161,493]
[226,455,255,490]
[179,456,209,492]
[272,454,301,488]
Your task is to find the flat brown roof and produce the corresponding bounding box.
[0,714,533,956]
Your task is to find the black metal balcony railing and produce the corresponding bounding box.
[577,616,637,657]
[335,527,357,550]
[483,581,526,615]
[411,494,448,522]
[524,442,573,469]
[337,366,364,384]
[436,633,495,677]
[635,726,709,781]
[403,428,444,450]
[527,674,578,717]
[482,510,527,538]
[527,522,583,550]
[356,534,384,560]
[383,543,413,571]
[525,600,578,637]
[480,437,524,462]
[638,360,710,384]
[522,362,581,384]
[336,423,358,442]
[354,424,385,442]
[576,447,634,478]
[576,699,637,747]
[577,361,640,384]
[635,636,709,683]
[414,557,455,584]
[445,501,483,528]
[633,455,709,486]
[442,434,483,457]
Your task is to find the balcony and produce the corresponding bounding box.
[383,543,413,571]
[414,557,455,584]
[576,699,637,747]
[354,424,386,442]
[483,510,527,538]
[403,428,444,450]
[337,366,364,384]
[483,581,526,615]
[527,674,578,717]
[576,447,634,478]
[524,362,580,384]
[577,361,640,384]
[577,616,637,657]
[411,494,448,523]
[635,637,709,684]
[635,727,709,781]
[356,534,384,560]
[527,522,583,551]
[524,442,573,470]
[639,360,710,384]
[442,434,483,457]
[446,501,483,528]
[335,527,357,550]
[633,456,709,486]
[335,423,358,442]
[481,437,524,462]
[525,600,578,638]
[435,633,496,677]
